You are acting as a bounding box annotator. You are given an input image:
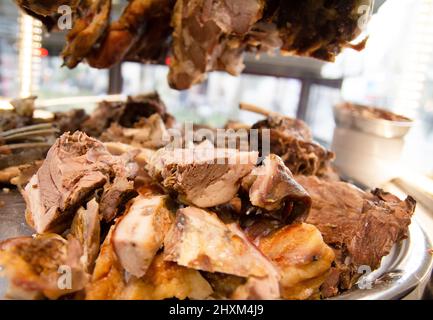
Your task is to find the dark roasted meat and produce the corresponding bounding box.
[14,0,80,17]
[61,0,111,68]
[23,131,137,233]
[15,0,372,90]
[82,92,174,139]
[86,0,175,69]
[263,0,370,61]
[252,115,335,176]
[295,175,416,296]
[168,0,265,89]
[53,109,89,134]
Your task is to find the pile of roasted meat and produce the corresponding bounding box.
[15,0,372,89]
[0,93,416,300]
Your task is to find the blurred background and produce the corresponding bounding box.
[0,0,432,175]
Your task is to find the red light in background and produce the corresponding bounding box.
[39,48,48,57]
[165,56,171,66]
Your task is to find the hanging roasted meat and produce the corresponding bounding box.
[14,0,373,90]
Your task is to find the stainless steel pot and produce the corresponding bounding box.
[334,102,413,139]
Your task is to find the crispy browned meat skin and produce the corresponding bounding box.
[120,253,213,300]
[259,223,334,300]
[23,132,137,233]
[61,0,111,68]
[252,116,335,176]
[86,0,174,69]
[0,234,87,299]
[86,227,212,300]
[295,176,416,296]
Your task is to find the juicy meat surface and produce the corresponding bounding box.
[148,148,258,207]
[164,206,280,299]
[69,198,101,273]
[242,154,311,220]
[164,207,273,277]
[259,223,334,300]
[252,115,334,176]
[112,195,175,277]
[86,226,212,300]
[295,175,416,295]
[23,132,137,234]
[85,227,126,300]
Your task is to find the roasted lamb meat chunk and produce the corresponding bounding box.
[86,0,175,69]
[241,154,311,220]
[251,114,334,176]
[168,0,265,89]
[100,113,170,149]
[124,0,175,64]
[53,109,89,134]
[23,131,137,234]
[262,0,371,61]
[164,206,280,299]
[295,176,416,297]
[86,226,212,300]
[258,223,334,300]
[120,253,213,300]
[82,92,174,139]
[61,0,111,68]
[112,195,175,277]
[0,97,36,132]
[147,147,258,207]
[69,198,101,273]
[0,234,87,299]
